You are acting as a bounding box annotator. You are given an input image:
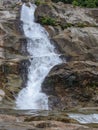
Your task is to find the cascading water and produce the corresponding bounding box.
[69,113,98,124]
[16,3,62,110]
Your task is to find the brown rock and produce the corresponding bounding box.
[35,2,98,27]
[35,3,58,21]
[52,27,98,61]
[42,61,98,110]
[0,0,28,103]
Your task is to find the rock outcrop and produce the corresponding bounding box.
[52,27,98,61]
[0,0,29,104]
[0,108,97,130]
[42,61,98,110]
[35,2,98,110]
[35,2,98,28]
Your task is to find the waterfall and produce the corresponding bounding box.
[16,3,62,110]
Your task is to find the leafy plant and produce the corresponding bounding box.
[40,16,57,26]
[35,0,42,6]
[85,0,96,8]
[61,23,73,29]
[72,0,79,6]
[52,0,98,7]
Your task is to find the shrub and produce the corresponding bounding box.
[52,0,98,7]
[72,0,79,6]
[40,16,57,26]
[96,0,98,6]
[52,0,73,3]
[85,0,96,8]
[35,0,42,6]
[61,23,73,29]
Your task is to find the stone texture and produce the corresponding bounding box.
[34,1,98,110]
[52,27,98,61]
[0,112,89,130]
[0,0,29,103]
[42,61,98,110]
[35,2,98,27]
[0,110,97,130]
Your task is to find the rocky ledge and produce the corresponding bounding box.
[0,108,97,130]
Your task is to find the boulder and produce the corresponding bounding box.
[52,27,98,61]
[35,3,58,20]
[42,61,98,110]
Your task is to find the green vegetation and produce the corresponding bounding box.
[35,0,44,6]
[39,16,96,28]
[61,23,73,29]
[60,22,92,29]
[52,0,98,7]
[51,0,72,3]
[39,16,57,26]
[35,0,41,6]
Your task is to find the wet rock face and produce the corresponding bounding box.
[0,108,93,130]
[42,62,98,110]
[0,0,29,103]
[0,64,21,101]
[0,108,98,130]
[35,2,98,110]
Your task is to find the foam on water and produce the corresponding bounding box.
[15,3,62,110]
[69,113,98,124]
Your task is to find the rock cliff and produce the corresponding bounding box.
[0,0,29,105]
[35,1,98,110]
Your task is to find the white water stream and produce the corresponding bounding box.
[16,3,62,110]
[69,113,98,124]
